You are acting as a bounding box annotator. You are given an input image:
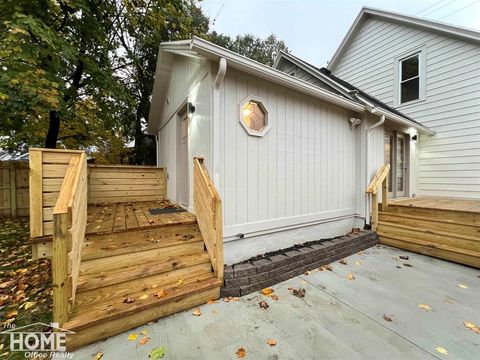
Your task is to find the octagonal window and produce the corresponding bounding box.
[239,96,270,137]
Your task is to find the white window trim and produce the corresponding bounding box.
[394,46,426,107]
[238,95,271,137]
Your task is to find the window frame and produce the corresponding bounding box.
[238,95,271,137]
[394,46,426,107]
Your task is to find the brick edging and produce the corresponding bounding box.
[221,230,378,297]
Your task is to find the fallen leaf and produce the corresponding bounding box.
[154,290,166,298]
[123,297,135,304]
[6,309,18,318]
[266,338,277,346]
[193,308,202,316]
[235,347,246,358]
[383,314,393,322]
[354,261,361,266]
[346,273,355,280]
[223,297,239,302]
[177,279,184,287]
[259,300,269,310]
[418,304,432,311]
[139,337,150,345]
[399,255,409,260]
[139,294,148,300]
[92,352,103,360]
[141,330,148,336]
[271,294,279,301]
[287,286,294,290]
[403,263,413,267]
[260,288,274,296]
[127,333,138,341]
[207,299,219,304]
[292,288,306,298]
[303,270,311,275]
[435,346,448,355]
[339,259,347,265]
[23,301,36,310]
[149,347,166,359]
[463,321,480,334]
[458,283,468,289]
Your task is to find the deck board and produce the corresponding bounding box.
[86,201,195,235]
[389,196,480,213]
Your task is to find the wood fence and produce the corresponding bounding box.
[0,161,29,217]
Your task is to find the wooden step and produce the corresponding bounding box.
[79,240,205,275]
[383,204,480,225]
[77,252,210,292]
[377,221,480,252]
[82,223,202,260]
[65,278,221,350]
[379,235,480,268]
[379,211,480,238]
[75,262,213,309]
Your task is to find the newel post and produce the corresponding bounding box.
[52,212,70,326]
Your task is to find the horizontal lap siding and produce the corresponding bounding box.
[332,18,480,198]
[87,166,166,204]
[219,69,358,231]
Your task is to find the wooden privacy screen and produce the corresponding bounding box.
[193,158,224,281]
[30,148,85,238]
[0,161,29,217]
[88,165,166,204]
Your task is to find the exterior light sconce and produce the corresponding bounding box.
[188,102,196,116]
[349,117,362,130]
[412,135,418,141]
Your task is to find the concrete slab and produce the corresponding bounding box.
[73,245,480,360]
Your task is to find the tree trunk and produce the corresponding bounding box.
[133,90,151,165]
[45,110,61,148]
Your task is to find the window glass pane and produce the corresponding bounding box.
[400,77,419,103]
[401,55,419,81]
[242,101,266,131]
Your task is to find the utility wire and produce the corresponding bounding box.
[438,0,480,19]
[420,0,458,16]
[416,0,449,15]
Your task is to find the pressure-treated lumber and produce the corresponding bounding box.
[366,164,390,230]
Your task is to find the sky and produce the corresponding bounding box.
[200,0,480,67]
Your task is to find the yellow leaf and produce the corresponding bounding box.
[418,304,432,311]
[127,333,138,341]
[24,301,36,310]
[458,284,468,289]
[92,352,103,360]
[260,288,274,295]
[354,261,361,266]
[140,330,148,336]
[138,294,148,300]
[193,308,202,317]
[464,321,476,329]
[177,279,184,287]
[154,290,166,298]
[346,273,355,280]
[6,310,18,318]
[266,338,277,346]
[435,346,448,355]
[207,299,218,304]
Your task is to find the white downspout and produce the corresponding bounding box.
[212,57,227,188]
[365,110,385,226]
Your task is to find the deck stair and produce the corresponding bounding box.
[376,204,480,268]
[64,216,221,349]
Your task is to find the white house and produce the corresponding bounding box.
[147,36,433,264]
[327,7,480,200]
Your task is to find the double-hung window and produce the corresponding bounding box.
[395,47,426,106]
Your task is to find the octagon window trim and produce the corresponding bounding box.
[238,95,271,137]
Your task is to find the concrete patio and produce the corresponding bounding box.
[73,245,480,360]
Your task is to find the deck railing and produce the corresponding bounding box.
[193,158,224,281]
[52,153,88,325]
[366,164,390,231]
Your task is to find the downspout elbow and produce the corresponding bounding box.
[215,57,227,89]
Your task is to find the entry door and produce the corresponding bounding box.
[384,132,408,198]
[178,114,189,207]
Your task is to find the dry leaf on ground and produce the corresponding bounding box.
[418,304,432,311]
[223,297,240,302]
[458,283,468,289]
[271,294,279,301]
[354,261,361,266]
[138,294,148,300]
[259,300,269,310]
[435,346,448,355]
[177,279,185,287]
[236,347,247,358]
[266,339,277,346]
[127,333,138,341]
[383,314,393,322]
[141,330,148,336]
[139,337,150,345]
[207,299,219,304]
[193,308,202,316]
[6,310,17,318]
[92,352,103,360]
[123,297,135,304]
[154,290,166,298]
[292,288,306,298]
[463,321,480,334]
[346,273,355,280]
[261,288,274,296]
[23,301,36,310]
[339,259,347,265]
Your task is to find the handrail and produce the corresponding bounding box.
[366,164,390,230]
[193,157,224,281]
[52,153,88,325]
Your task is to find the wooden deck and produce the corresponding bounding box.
[85,201,196,234]
[389,196,480,214]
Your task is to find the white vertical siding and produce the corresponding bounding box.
[332,17,480,198]
[157,55,212,206]
[218,68,359,238]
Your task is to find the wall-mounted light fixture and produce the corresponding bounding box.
[349,117,362,130]
[412,135,417,141]
[188,102,196,116]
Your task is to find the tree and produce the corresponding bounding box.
[208,32,289,66]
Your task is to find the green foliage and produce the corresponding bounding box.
[208,32,289,66]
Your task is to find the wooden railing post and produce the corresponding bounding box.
[52,212,70,326]
[382,177,388,212]
[366,164,390,231]
[9,161,17,217]
[372,193,378,230]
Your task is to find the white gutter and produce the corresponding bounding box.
[212,57,227,189]
[365,111,385,226]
